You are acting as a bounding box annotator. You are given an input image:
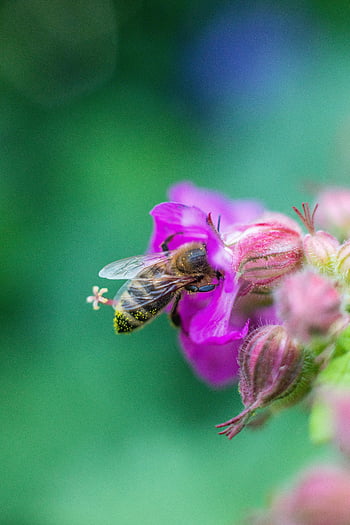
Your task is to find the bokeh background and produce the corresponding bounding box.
[2,1,350,523]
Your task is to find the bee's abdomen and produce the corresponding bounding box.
[114,310,137,333]
[114,287,174,333]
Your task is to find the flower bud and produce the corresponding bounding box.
[336,240,350,285]
[230,219,303,287]
[250,465,350,525]
[217,325,315,438]
[303,231,339,273]
[275,270,343,343]
[293,203,339,273]
[316,187,350,241]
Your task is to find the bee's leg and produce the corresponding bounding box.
[170,292,182,327]
[161,232,183,252]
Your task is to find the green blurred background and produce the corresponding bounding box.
[1,1,349,523]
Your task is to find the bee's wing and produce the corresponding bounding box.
[99,252,171,280]
[113,274,196,310]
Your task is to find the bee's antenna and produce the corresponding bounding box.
[217,215,221,233]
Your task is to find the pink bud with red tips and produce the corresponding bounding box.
[217,325,315,439]
[275,270,344,343]
[229,217,303,287]
[316,186,350,241]
[293,203,339,274]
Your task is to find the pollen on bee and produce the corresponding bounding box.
[133,310,149,321]
[114,311,134,333]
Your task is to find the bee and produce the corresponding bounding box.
[98,239,220,333]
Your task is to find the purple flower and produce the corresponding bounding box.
[149,181,265,386]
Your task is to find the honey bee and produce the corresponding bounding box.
[98,240,220,333]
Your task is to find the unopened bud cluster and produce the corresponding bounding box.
[218,191,350,439]
[237,189,350,525]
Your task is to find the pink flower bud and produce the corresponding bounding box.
[336,240,350,284]
[230,219,303,287]
[275,270,343,343]
[251,465,350,525]
[217,325,315,439]
[316,187,350,241]
[293,203,339,273]
[259,211,303,233]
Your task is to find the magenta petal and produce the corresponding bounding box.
[188,275,248,344]
[205,229,234,274]
[150,202,205,227]
[149,202,209,251]
[169,181,263,232]
[179,332,241,387]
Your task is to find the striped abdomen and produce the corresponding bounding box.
[113,265,178,333]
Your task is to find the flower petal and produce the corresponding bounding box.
[169,181,263,232]
[187,273,248,344]
[149,202,209,251]
[179,332,242,387]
